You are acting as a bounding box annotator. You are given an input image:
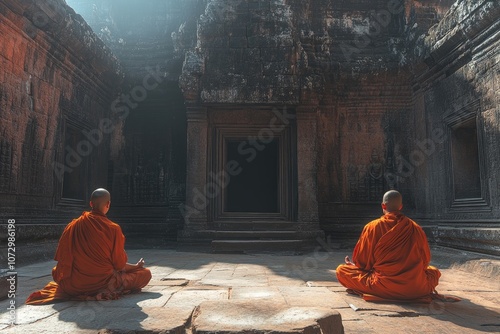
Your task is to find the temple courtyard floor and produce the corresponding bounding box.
[0,246,499,333]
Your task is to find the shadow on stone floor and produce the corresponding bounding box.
[51,291,162,331]
[345,292,500,332]
[429,297,500,333]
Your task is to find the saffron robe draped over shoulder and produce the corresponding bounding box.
[26,211,151,305]
[336,212,441,303]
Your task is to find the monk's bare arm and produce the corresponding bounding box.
[122,258,145,272]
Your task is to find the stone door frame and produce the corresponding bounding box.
[184,105,319,231]
[207,123,296,223]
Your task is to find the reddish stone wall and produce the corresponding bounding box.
[317,69,414,241]
[0,0,121,263]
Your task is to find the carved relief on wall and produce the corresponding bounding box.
[384,134,397,190]
[342,117,397,203]
[346,149,387,202]
[113,134,168,205]
[21,118,43,195]
[130,154,167,205]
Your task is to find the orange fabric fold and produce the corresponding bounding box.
[26,211,151,305]
[336,212,441,303]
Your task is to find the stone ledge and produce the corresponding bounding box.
[436,227,500,256]
[431,246,500,279]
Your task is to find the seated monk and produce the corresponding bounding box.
[26,188,152,305]
[336,190,441,303]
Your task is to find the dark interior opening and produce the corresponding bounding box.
[451,118,482,199]
[62,126,85,200]
[225,139,279,213]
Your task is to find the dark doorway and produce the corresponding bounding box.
[451,118,481,199]
[225,139,279,213]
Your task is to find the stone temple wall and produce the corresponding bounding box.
[178,0,423,240]
[177,0,499,253]
[409,0,500,254]
[0,0,122,263]
[181,0,412,105]
[1,0,498,257]
[64,0,420,244]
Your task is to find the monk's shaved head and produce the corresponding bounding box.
[382,190,403,212]
[90,188,111,211]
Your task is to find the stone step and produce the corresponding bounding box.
[211,240,304,253]
[213,230,298,240]
[213,221,298,231]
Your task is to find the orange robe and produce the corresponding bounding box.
[336,212,440,303]
[26,211,151,305]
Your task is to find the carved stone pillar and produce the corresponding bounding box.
[184,107,208,229]
[296,107,319,224]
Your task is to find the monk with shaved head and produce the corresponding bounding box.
[336,190,441,303]
[90,187,112,213]
[26,188,151,304]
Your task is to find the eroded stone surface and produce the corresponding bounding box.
[192,300,344,334]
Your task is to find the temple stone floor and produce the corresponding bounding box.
[0,246,499,333]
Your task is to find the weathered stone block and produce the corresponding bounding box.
[199,36,229,48]
[247,35,271,48]
[242,48,261,62]
[198,22,225,38]
[229,36,247,48]
[233,61,261,76]
[228,25,247,37]
[261,46,294,62]
[248,0,269,12]
[192,300,344,334]
[263,61,293,76]
[437,227,500,256]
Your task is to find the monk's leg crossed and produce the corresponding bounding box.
[336,264,372,295]
[121,268,152,291]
